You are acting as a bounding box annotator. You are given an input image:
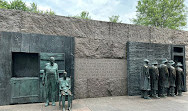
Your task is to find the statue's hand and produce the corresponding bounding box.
[68,90,72,96]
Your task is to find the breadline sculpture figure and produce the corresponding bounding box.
[42,57,58,107]
[168,60,176,97]
[176,62,184,96]
[149,61,160,98]
[159,59,169,97]
[140,59,151,99]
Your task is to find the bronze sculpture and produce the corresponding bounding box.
[176,62,184,96]
[59,71,72,111]
[149,61,160,98]
[42,57,58,107]
[168,60,176,96]
[159,59,169,97]
[140,59,151,99]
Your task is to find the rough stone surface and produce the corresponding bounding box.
[75,58,126,79]
[74,79,88,99]
[0,9,21,32]
[185,45,188,61]
[150,27,174,44]
[74,58,127,98]
[110,23,129,43]
[172,30,188,45]
[108,78,127,96]
[129,24,150,43]
[75,38,126,59]
[187,76,188,91]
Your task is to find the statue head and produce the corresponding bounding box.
[64,71,67,78]
[168,60,175,66]
[50,57,55,65]
[176,62,183,67]
[144,59,149,65]
[152,61,158,66]
[162,58,168,64]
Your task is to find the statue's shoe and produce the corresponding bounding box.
[153,96,160,99]
[68,107,72,111]
[178,94,183,96]
[160,95,166,97]
[45,102,49,107]
[144,97,151,99]
[52,102,56,106]
[63,108,65,111]
[171,94,176,97]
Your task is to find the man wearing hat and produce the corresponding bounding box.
[168,60,176,96]
[140,59,151,99]
[176,62,184,96]
[159,58,169,97]
[149,61,160,98]
[59,71,72,111]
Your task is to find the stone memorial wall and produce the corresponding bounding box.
[0,9,188,101]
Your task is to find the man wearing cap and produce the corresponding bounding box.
[176,62,184,96]
[168,60,176,96]
[59,71,72,111]
[43,57,58,107]
[149,61,160,98]
[140,59,151,99]
[159,58,169,97]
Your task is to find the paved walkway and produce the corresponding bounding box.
[1,92,188,111]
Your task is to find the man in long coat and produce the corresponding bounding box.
[159,59,169,97]
[140,59,151,99]
[149,61,160,98]
[176,62,184,96]
[168,60,176,96]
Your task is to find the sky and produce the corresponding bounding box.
[5,0,188,31]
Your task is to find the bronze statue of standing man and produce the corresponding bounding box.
[140,59,151,99]
[168,60,176,96]
[159,59,169,97]
[42,57,58,107]
[149,61,160,98]
[176,62,184,96]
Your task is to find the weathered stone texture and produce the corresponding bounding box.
[74,58,126,79]
[110,23,129,43]
[172,30,188,45]
[74,79,88,99]
[74,58,127,98]
[21,12,80,37]
[75,38,126,59]
[150,27,174,44]
[108,78,127,96]
[186,61,188,75]
[185,45,188,60]
[187,76,188,91]
[129,24,150,43]
[0,9,21,32]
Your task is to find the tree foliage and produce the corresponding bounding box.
[132,0,187,30]
[73,11,91,19]
[0,0,55,15]
[109,15,122,23]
